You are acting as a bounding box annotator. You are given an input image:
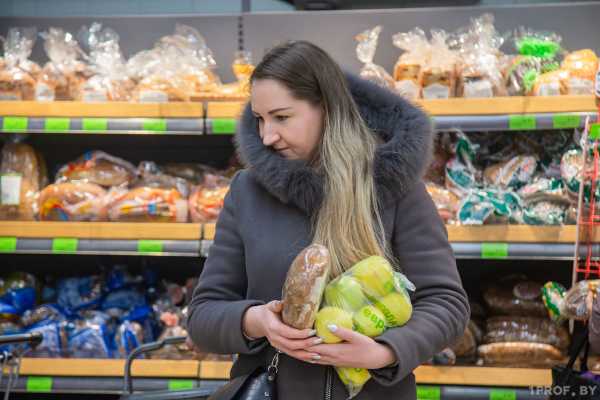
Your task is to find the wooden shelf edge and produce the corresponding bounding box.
[446,225,578,243]
[0,221,202,240]
[414,366,552,387]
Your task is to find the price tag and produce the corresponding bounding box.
[168,379,195,391]
[509,115,536,131]
[552,114,581,129]
[52,238,78,253]
[417,385,441,400]
[44,117,70,132]
[481,243,508,259]
[0,237,17,252]
[138,240,163,254]
[3,117,28,132]
[212,119,237,134]
[26,376,53,392]
[490,389,516,400]
[82,118,108,131]
[142,119,167,132]
[590,123,600,140]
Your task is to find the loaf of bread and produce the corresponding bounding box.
[106,187,188,222]
[483,280,548,317]
[38,182,108,221]
[484,316,569,351]
[478,342,564,367]
[282,244,330,330]
[0,143,47,220]
[0,67,36,100]
[56,151,136,188]
[188,174,230,223]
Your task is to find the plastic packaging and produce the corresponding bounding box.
[542,280,600,323]
[355,26,395,90]
[392,28,430,99]
[561,49,598,95]
[317,256,415,399]
[56,276,103,313]
[456,189,522,225]
[150,312,192,360]
[65,314,112,358]
[106,186,188,222]
[483,155,538,190]
[483,278,547,317]
[0,272,37,322]
[425,183,460,223]
[478,342,564,367]
[114,320,144,358]
[421,30,457,99]
[444,132,479,197]
[38,182,108,221]
[188,173,230,223]
[56,151,136,188]
[484,316,569,351]
[0,27,39,100]
[281,244,330,330]
[136,161,191,197]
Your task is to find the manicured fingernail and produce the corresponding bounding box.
[312,354,321,360]
[308,329,317,336]
[328,324,338,332]
[313,338,323,345]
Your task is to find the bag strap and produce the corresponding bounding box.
[567,326,590,371]
[267,350,280,382]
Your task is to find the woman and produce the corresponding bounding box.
[187,41,470,399]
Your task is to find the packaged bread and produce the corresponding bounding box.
[484,316,569,351]
[420,30,457,99]
[451,320,480,358]
[483,155,538,190]
[106,187,188,222]
[56,151,136,188]
[0,142,47,220]
[532,69,569,96]
[162,163,212,184]
[391,28,429,99]
[189,174,230,223]
[561,49,598,95]
[0,28,38,100]
[483,278,547,317]
[281,244,330,330]
[38,182,108,221]
[478,342,564,367]
[425,183,459,223]
[355,26,395,90]
[136,161,191,198]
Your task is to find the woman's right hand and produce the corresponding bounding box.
[243,300,323,363]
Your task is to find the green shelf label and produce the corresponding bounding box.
[138,240,164,253]
[3,117,28,132]
[52,238,78,253]
[142,119,167,132]
[552,114,581,129]
[212,118,237,134]
[44,117,70,132]
[168,379,195,391]
[26,376,53,392]
[82,118,108,131]
[490,389,516,400]
[0,237,17,252]
[481,243,509,259]
[590,123,600,140]
[417,385,441,400]
[509,115,536,131]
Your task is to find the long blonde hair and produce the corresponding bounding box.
[252,41,394,279]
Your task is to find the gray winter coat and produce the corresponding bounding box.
[187,74,470,400]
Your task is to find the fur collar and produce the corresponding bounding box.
[234,73,433,215]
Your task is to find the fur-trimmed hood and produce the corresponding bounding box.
[234,73,433,215]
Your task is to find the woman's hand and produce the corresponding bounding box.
[307,324,397,369]
[243,300,323,363]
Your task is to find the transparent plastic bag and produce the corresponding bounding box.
[355,26,394,90]
[421,30,457,99]
[392,28,429,99]
[316,256,415,399]
[425,183,460,224]
[106,186,188,222]
[38,182,108,221]
[56,151,136,188]
[0,272,37,322]
[0,27,39,100]
[483,316,569,351]
[150,311,193,360]
[188,173,230,223]
[542,280,600,323]
[136,161,191,197]
[561,49,598,95]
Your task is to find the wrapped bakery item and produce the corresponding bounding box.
[478,342,564,367]
[188,173,230,223]
[483,277,547,317]
[37,28,90,101]
[0,141,47,220]
[483,155,538,190]
[456,189,522,225]
[484,316,569,351]
[391,28,429,99]
[445,132,479,196]
[560,149,600,204]
[136,161,191,197]
[561,49,598,95]
[150,312,194,360]
[421,30,457,99]
[518,177,566,201]
[38,182,108,221]
[426,183,460,223]
[453,14,506,98]
[77,23,134,101]
[542,280,600,323]
[521,196,570,225]
[106,186,188,222]
[0,272,37,322]
[451,320,481,359]
[115,320,145,358]
[162,163,213,184]
[0,27,39,100]
[281,244,330,330]
[56,151,136,188]
[130,47,189,102]
[532,69,569,96]
[355,26,394,90]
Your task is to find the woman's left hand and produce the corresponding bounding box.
[306,324,397,369]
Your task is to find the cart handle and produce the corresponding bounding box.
[0,332,43,346]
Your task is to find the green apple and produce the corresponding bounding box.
[351,256,395,299]
[374,292,412,327]
[325,276,368,311]
[353,305,386,337]
[315,306,353,344]
[337,367,371,390]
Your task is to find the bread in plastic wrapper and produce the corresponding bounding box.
[355,26,394,90]
[188,173,230,223]
[0,142,47,220]
[56,151,136,188]
[318,255,415,398]
[484,316,569,351]
[106,186,188,222]
[136,161,191,198]
[38,182,108,221]
[281,244,330,330]
[532,69,569,96]
[426,183,459,223]
[115,320,144,359]
[542,280,600,323]
[483,278,547,317]
[392,28,429,99]
[0,28,39,100]
[561,49,598,95]
[420,30,457,99]
[483,155,538,190]
[451,320,480,359]
[478,342,564,367]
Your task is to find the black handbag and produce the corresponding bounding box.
[551,327,600,400]
[208,351,279,400]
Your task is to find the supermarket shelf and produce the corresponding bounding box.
[434,112,596,132]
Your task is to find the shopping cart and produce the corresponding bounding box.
[120,335,216,400]
[0,332,43,400]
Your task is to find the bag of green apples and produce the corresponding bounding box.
[314,255,415,399]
